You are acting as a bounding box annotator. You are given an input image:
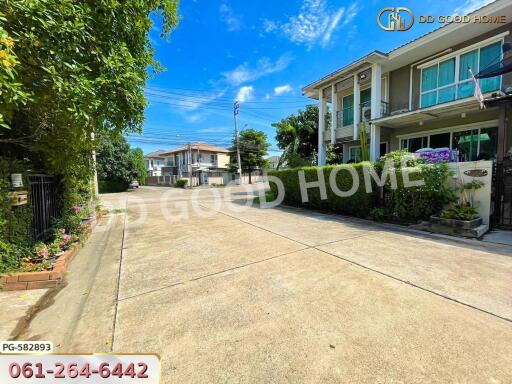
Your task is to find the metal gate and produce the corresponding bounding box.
[493,160,512,228]
[29,175,62,241]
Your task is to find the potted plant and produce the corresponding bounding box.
[430,176,485,237]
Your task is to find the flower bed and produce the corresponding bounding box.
[0,213,98,291]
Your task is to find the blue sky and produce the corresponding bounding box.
[127,0,494,157]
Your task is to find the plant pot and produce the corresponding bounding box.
[430,215,482,229]
[429,215,487,238]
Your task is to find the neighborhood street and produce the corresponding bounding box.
[14,185,512,383]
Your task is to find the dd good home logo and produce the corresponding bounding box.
[377,7,414,31]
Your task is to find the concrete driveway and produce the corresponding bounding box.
[18,185,512,383]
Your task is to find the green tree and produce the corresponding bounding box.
[130,148,147,185]
[0,0,179,204]
[272,105,319,165]
[96,134,144,192]
[230,129,270,184]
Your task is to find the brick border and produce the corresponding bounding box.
[0,215,99,291]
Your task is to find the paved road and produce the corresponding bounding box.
[19,185,512,383]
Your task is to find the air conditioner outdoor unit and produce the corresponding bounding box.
[362,106,372,122]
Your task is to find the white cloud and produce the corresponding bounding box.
[264,0,359,48]
[222,54,293,85]
[165,90,225,111]
[219,4,242,32]
[187,114,202,123]
[262,19,278,33]
[274,84,293,96]
[453,0,494,15]
[197,127,230,134]
[236,86,254,103]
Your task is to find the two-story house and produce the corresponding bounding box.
[303,0,512,167]
[144,150,167,176]
[160,142,230,184]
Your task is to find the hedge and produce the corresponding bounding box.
[98,180,128,194]
[268,164,375,218]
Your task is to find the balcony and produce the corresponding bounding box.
[358,101,390,122]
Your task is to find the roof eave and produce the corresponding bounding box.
[302,51,388,95]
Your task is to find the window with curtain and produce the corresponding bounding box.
[342,94,354,126]
[360,88,371,108]
[480,42,501,93]
[421,41,502,108]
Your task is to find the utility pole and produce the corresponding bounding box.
[233,101,242,184]
[188,142,192,187]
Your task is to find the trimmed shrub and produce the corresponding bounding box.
[268,164,375,218]
[174,179,188,188]
[377,151,456,222]
[98,180,128,193]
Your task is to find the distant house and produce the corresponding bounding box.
[159,142,230,185]
[144,150,167,176]
[266,156,282,169]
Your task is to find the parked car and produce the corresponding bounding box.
[129,180,139,189]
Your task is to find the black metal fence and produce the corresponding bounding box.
[29,175,62,241]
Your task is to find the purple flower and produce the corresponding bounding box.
[63,234,71,242]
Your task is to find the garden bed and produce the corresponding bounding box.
[0,215,98,291]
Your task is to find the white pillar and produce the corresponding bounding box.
[318,90,326,166]
[370,124,381,161]
[353,74,360,140]
[331,84,337,144]
[371,63,382,120]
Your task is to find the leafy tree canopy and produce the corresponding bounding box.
[0,0,179,204]
[272,105,319,161]
[96,134,145,188]
[229,128,270,183]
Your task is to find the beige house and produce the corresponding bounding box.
[144,150,167,176]
[303,0,512,227]
[304,0,512,165]
[159,142,230,185]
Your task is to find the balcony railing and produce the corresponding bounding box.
[358,101,390,122]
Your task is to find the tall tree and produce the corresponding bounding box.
[230,129,270,184]
[273,105,319,164]
[0,0,179,204]
[96,134,145,191]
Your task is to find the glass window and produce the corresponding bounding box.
[342,94,354,126]
[438,86,456,103]
[458,81,475,99]
[478,127,498,160]
[400,139,408,151]
[429,132,451,149]
[422,65,438,92]
[360,88,371,108]
[479,42,501,93]
[421,42,502,106]
[421,91,437,108]
[453,129,479,161]
[459,50,478,81]
[350,147,361,162]
[438,58,455,87]
[409,136,428,152]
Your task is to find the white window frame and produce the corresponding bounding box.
[419,34,506,108]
